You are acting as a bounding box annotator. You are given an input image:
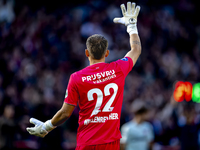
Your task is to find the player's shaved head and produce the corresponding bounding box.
[86,34,108,60]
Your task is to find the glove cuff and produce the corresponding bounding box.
[127,24,138,35]
[44,120,56,132]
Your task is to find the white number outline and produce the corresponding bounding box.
[87,83,118,116]
[87,88,103,116]
[103,83,118,112]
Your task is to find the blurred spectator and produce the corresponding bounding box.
[0,0,15,23]
[0,104,16,149]
[120,100,154,150]
[178,104,200,150]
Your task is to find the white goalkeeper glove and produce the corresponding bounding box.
[26,118,56,138]
[113,2,140,35]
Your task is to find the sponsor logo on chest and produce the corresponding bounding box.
[82,70,116,83]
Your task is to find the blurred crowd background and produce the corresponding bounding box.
[0,0,200,149]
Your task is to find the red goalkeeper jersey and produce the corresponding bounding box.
[64,57,133,146]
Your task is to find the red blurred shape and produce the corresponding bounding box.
[184,82,193,102]
[173,81,185,102]
[173,81,193,102]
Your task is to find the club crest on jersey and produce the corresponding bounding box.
[121,57,128,61]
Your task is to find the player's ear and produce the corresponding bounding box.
[85,49,90,57]
[105,50,109,57]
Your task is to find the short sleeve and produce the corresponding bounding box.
[116,57,133,76]
[64,74,79,106]
[120,124,130,144]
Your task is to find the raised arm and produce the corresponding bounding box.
[114,2,141,65]
[125,34,141,65]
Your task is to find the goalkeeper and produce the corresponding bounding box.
[27,2,141,150]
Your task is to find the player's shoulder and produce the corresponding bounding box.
[69,72,80,85]
[70,72,78,79]
[110,57,130,64]
[121,121,133,130]
[112,57,133,70]
[70,68,89,83]
[142,121,153,129]
[108,57,131,68]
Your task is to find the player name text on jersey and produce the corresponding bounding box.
[84,113,119,125]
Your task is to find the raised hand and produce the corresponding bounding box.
[113,2,140,26]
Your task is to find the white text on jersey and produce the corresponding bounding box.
[84,113,119,125]
[82,70,116,83]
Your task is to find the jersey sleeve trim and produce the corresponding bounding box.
[64,101,77,107]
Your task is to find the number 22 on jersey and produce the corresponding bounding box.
[87,83,118,116]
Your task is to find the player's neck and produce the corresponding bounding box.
[133,116,143,124]
[89,58,105,65]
